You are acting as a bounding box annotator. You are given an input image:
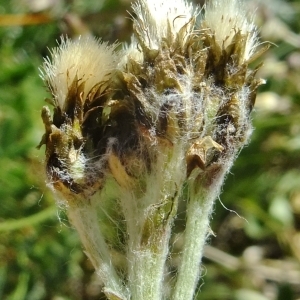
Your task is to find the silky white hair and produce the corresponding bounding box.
[203,0,259,61]
[41,36,119,109]
[131,0,198,49]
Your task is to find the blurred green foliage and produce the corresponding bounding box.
[0,0,299,299]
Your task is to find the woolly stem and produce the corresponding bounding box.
[172,196,210,300]
[125,190,176,300]
[123,146,184,300]
[172,170,227,300]
[129,239,170,300]
[67,199,128,300]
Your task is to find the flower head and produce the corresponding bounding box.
[39,37,120,201]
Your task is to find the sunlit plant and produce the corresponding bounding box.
[39,0,267,299]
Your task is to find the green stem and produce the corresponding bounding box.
[172,196,210,300]
[126,194,175,300]
[172,170,226,300]
[68,199,128,300]
[125,146,184,300]
[129,243,169,300]
[0,206,56,232]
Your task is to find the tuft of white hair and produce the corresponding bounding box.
[118,37,144,68]
[204,0,259,61]
[132,0,198,49]
[41,36,119,109]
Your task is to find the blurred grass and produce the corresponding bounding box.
[0,0,299,299]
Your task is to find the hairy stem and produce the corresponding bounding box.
[129,240,170,300]
[123,147,184,300]
[172,197,210,300]
[67,199,128,300]
[125,190,176,300]
[172,170,227,300]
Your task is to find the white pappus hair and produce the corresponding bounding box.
[204,0,259,61]
[131,0,198,49]
[40,36,119,109]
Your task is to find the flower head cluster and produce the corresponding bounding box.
[39,0,267,299]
